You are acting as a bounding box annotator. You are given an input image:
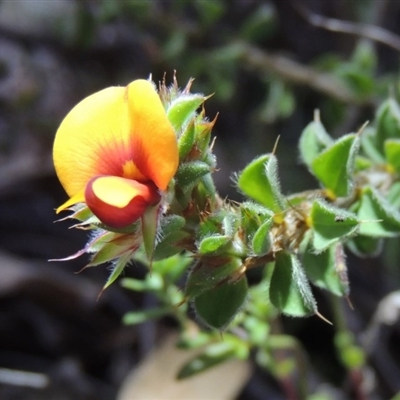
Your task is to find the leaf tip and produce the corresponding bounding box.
[315,310,333,325]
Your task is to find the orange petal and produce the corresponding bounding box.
[53,86,135,197]
[85,176,161,229]
[127,80,179,190]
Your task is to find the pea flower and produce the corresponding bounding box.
[53,79,179,233]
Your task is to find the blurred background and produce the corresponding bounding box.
[0,0,400,399]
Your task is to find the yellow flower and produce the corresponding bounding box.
[53,79,178,228]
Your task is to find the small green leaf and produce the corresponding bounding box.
[178,118,196,160]
[167,94,205,133]
[195,117,215,156]
[242,201,274,221]
[199,235,231,255]
[123,307,169,325]
[241,202,273,242]
[299,117,332,167]
[185,257,242,299]
[194,276,248,329]
[141,205,159,261]
[384,139,400,173]
[360,126,385,163]
[151,253,192,283]
[177,337,248,379]
[252,218,273,256]
[237,154,285,212]
[176,161,210,192]
[260,79,295,123]
[199,173,217,198]
[310,200,359,251]
[387,182,400,208]
[338,65,373,96]
[153,215,188,260]
[153,231,189,260]
[102,253,131,290]
[335,332,366,369]
[177,331,215,350]
[160,214,185,236]
[194,0,225,27]
[239,3,276,43]
[375,98,400,153]
[197,212,225,240]
[269,251,316,317]
[303,242,349,296]
[351,40,377,72]
[121,273,163,292]
[354,155,373,171]
[346,234,383,258]
[311,134,360,197]
[357,186,400,237]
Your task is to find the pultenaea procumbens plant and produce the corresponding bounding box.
[53,76,400,333]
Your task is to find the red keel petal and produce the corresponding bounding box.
[85,176,161,229]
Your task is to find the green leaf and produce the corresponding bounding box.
[121,273,163,292]
[141,205,159,261]
[177,331,216,350]
[299,116,332,166]
[338,66,373,96]
[102,253,131,290]
[177,337,248,379]
[354,155,373,171]
[153,231,189,260]
[222,211,240,237]
[151,253,193,283]
[167,94,205,133]
[239,3,276,43]
[357,186,400,237]
[185,256,243,299]
[199,235,231,255]
[346,235,383,258]
[387,182,400,208]
[360,127,385,163]
[269,251,316,317]
[123,307,169,325]
[153,215,188,260]
[197,212,225,240]
[199,173,217,198]
[194,0,225,27]
[351,40,377,72]
[384,139,400,173]
[194,276,248,329]
[311,134,360,198]
[241,202,273,243]
[335,332,366,369]
[252,218,273,256]
[260,79,295,123]
[303,242,349,296]
[375,98,400,154]
[237,154,285,212]
[242,201,274,220]
[195,116,215,156]
[178,118,196,160]
[176,161,210,192]
[310,200,359,251]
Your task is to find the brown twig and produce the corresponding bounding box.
[295,3,400,53]
[236,43,367,104]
